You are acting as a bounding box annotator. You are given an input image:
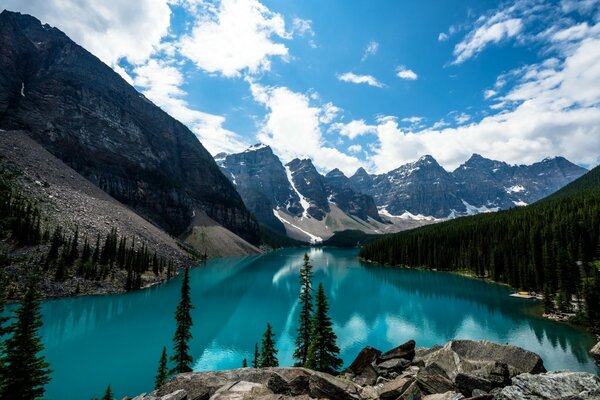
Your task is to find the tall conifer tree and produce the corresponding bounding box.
[305,283,342,374]
[259,323,279,368]
[293,253,313,366]
[170,268,194,374]
[155,346,169,389]
[2,271,51,400]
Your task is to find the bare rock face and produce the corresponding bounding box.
[589,341,600,366]
[131,340,588,400]
[0,10,259,244]
[496,371,600,400]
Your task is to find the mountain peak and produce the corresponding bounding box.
[244,143,271,153]
[352,167,370,179]
[326,168,346,178]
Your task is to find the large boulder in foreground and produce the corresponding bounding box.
[416,340,545,381]
[496,371,600,400]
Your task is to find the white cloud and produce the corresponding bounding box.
[178,0,289,77]
[3,0,171,66]
[134,59,248,155]
[329,120,377,140]
[337,72,385,88]
[370,22,600,173]
[320,102,342,124]
[484,89,498,99]
[401,116,424,124]
[347,144,362,154]
[453,13,523,64]
[454,112,471,124]
[361,41,379,61]
[396,66,418,80]
[292,17,314,36]
[249,81,363,175]
[438,32,449,41]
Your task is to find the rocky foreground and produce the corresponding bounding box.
[128,340,600,400]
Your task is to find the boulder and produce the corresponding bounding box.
[589,341,600,366]
[496,371,600,400]
[419,340,545,381]
[378,340,416,362]
[423,392,465,400]
[447,340,545,377]
[398,381,422,400]
[377,358,411,372]
[454,373,493,396]
[160,390,188,400]
[347,346,381,375]
[307,370,361,400]
[415,371,456,395]
[353,364,379,386]
[379,377,415,400]
[210,381,272,400]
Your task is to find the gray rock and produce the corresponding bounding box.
[415,371,456,395]
[496,371,600,400]
[378,358,411,372]
[347,346,382,375]
[353,364,378,386]
[589,341,600,366]
[423,392,465,400]
[210,381,272,400]
[420,340,545,381]
[379,377,414,400]
[378,340,416,362]
[454,373,492,396]
[398,381,422,400]
[307,371,361,400]
[160,390,187,400]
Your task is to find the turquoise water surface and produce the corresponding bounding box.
[36,248,597,399]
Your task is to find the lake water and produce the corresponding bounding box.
[36,248,598,399]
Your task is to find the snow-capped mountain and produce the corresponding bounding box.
[217,145,587,242]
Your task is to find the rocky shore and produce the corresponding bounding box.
[128,339,600,400]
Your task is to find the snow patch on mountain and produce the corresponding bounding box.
[273,210,322,243]
[461,200,500,215]
[378,207,438,221]
[506,185,525,193]
[285,165,311,219]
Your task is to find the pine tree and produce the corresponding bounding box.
[170,268,194,374]
[252,342,259,368]
[305,283,342,374]
[102,384,114,400]
[1,271,51,400]
[242,358,247,368]
[259,323,278,368]
[293,253,314,366]
[155,346,169,389]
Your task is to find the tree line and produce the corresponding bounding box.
[360,165,600,331]
[0,164,175,295]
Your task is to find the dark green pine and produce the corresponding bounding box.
[305,283,342,374]
[155,346,170,389]
[170,268,194,374]
[259,323,279,368]
[293,253,314,366]
[1,270,52,400]
[102,384,114,400]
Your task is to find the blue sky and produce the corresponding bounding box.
[5,0,600,175]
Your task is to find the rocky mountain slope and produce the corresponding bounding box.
[132,339,600,400]
[0,10,259,247]
[349,154,587,219]
[217,144,585,243]
[217,145,417,243]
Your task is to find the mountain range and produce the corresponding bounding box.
[217,145,587,243]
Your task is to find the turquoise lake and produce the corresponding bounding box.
[36,248,598,399]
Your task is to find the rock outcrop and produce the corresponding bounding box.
[130,340,599,400]
[0,10,259,245]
